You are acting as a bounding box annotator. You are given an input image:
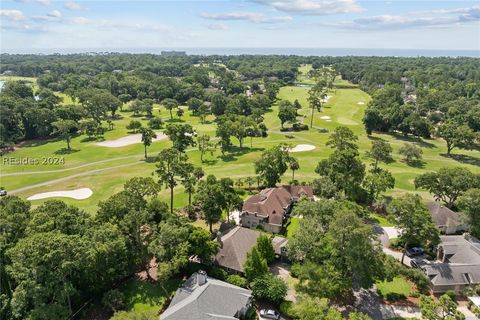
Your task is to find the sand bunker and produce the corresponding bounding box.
[96,132,167,148]
[357,102,365,105]
[289,144,315,153]
[320,116,331,120]
[27,188,93,201]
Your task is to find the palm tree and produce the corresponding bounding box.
[140,127,157,159]
[289,158,299,182]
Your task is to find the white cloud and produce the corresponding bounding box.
[207,23,229,30]
[69,17,89,25]
[251,0,363,15]
[64,1,82,11]
[14,0,51,6]
[201,12,292,24]
[0,9,25,21]
[327,5,480,30]
[47,10,62,18]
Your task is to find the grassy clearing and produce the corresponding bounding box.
[120,278,181,313]
[3,67,479,214]
[286,217,300,239]
[376,277,413,298]
[369,213,394,227]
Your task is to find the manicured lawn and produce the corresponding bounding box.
[4,67,479,215]
[369,213,394,227]
[120,278,181,312]
[286,217,300,239]
[376,277,413,298]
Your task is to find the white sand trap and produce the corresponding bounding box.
[357,102,365,105]
[96,132,167,148]
[289,144,315,153]
[27,188,93,201]
[321,95,331,103]
[320,116,331,120]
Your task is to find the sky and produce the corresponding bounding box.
[1,0,479,53]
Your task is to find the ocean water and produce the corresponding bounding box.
[2,47,479,57]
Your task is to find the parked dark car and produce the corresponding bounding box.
[406,247,424,257]
[260,309,280,320]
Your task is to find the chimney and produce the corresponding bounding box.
[197,270,207,286]
[216,231,223,249]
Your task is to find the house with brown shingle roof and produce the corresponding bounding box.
[214,226,289,274]
[427,201,468,235]
[240,185,313,233]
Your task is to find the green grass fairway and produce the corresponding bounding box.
[2,69,479,214]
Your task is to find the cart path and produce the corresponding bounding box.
[9,161,144,194]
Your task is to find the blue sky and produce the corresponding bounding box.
[1,0,479,52]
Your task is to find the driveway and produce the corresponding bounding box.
[373,225,413,267]
[354,288,421,320]
[270,262,297,302]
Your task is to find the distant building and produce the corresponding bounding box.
[422,234,480,293]
[160,271,252,320]
[161,51,186,57]
[214,225,289,274]
[427,201,468,235]
[240,186,313,233]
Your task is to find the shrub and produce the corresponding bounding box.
[292,123,309,131]
[385,292,407,301]
[148,117,163,129]
[285,134,295,139]
[226,275,248,288]
[388,237,404,250]
[102,289,125,312]
[444,290,456,301]
[290,263,302,278]
[126,120,142,133]
[251,274,288,304]
[280,300,297,318]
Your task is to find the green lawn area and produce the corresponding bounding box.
[286,217,300,239]
[369,213,394,227]
[3,67,479,215]
[120,278,181,313]
[376,277,413,298]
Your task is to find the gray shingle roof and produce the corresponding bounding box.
[424,235,480,287]
[427,202,462,228]
[160,273,252,320]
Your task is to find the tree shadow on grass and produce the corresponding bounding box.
[81,136,104,143]
[201,159,218,166]
[382,132,436,149]
[54,148,80,155]
[219,146,264,162]
[403,159,426,169]
[18,139,51,148]
[144,156,158,163]
[441,153,480,167]
[166,118,185,123]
